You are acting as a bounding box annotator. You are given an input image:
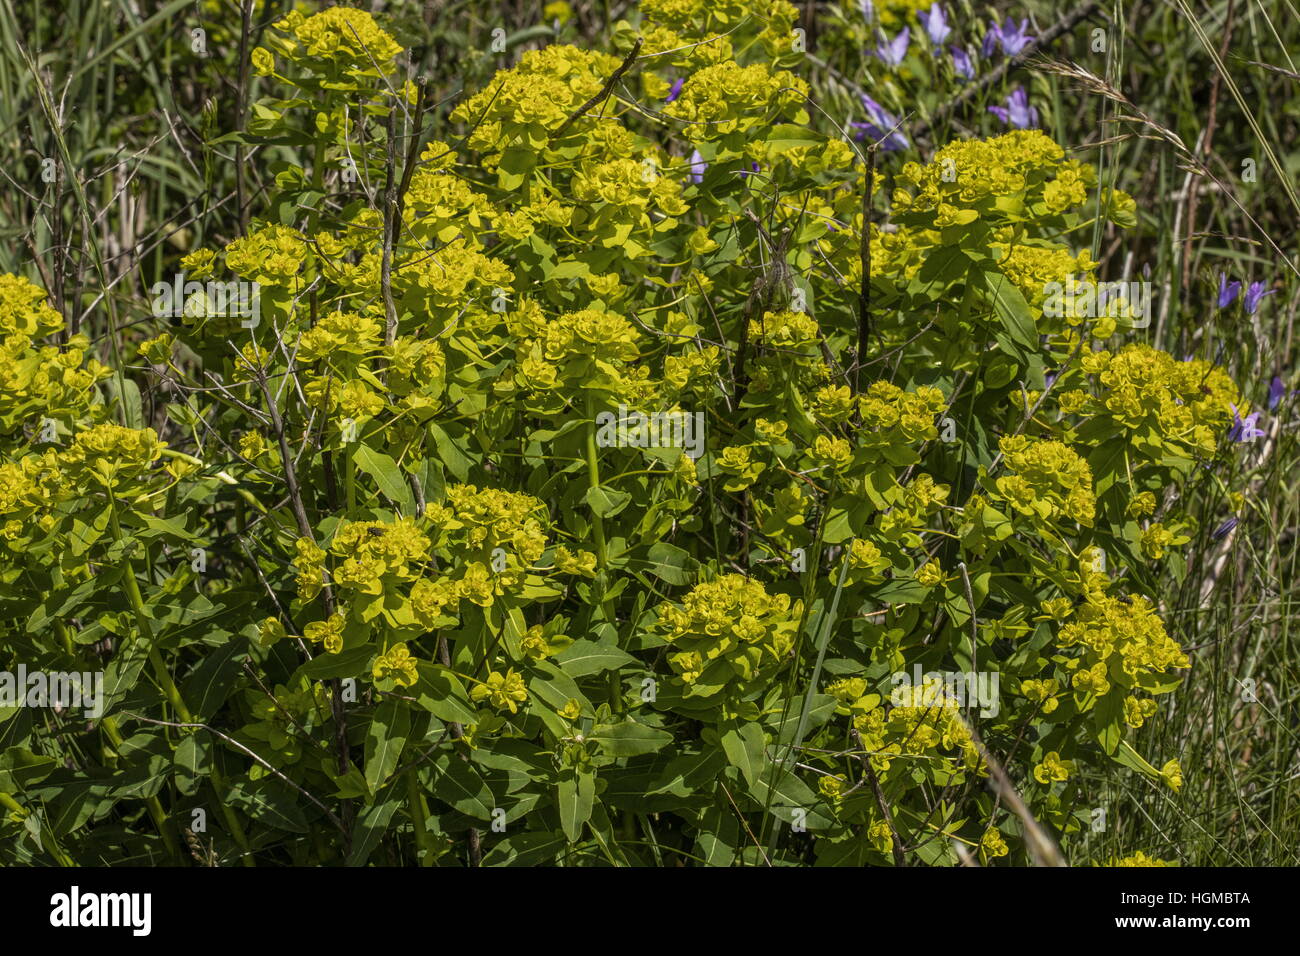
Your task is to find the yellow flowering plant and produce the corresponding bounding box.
[0,0,1258,868]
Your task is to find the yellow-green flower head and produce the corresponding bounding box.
[410,576,460,628]
[992,435,1096,527]
[980,828,1010,859]
[880,680,982,771]
[641,0,798,54]
[750,310,821,355]
[826,676,868,708]
[451,46,624,151]
[995,244,1096,311]
[443,484,548,559]
[304,613,346,654]
[896,131,1075,214]
[330,518,432,594]
[298,311,383,362]
[225,223,311,288]
[181,248,218,280]
[818,774,845,802]
[0,454,64,537]
[914,559,945,588]
[405,158,494,243]
[1020,678,1061,714]
[1094,343,1240,456]
[1032,750,1073,784]
[657,574,801,690]
[808,434,853,472]
[716,445,766,491]
[266,7,402,79]
[666,61,808,143]
[554,545,597,577]
[537,308,641,369]
[396,238,513,314]
[573,156,689,219]
[1057,593,1188,689]
[470,668,529,714]
[294,537,327,600]
[1159,758,1183,792]
[1104,851,1174,867]
[0,274,64,340]
[1124,695,1158,729]
[373,642,419,688]
[60,424,166,486]
[256,616,287,648]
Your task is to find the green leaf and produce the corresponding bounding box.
[982,268,1038,351]
[432,756,494,820]
[557,769,595,842]
[591,718,673,757]
[364,698,410,792]
[644,541,696,585]
[585,485,631,518]
[346,786,401,866]
[0,747,57,792]
[227,777,309,833]
[1094,687,1125,755]
[299,646,373,681]
[353,445,415,516]
[412,662,477,725]
[720,722,766,787]
[428,423,472,482]
[180,637,247,720]
[173,730,211,797]
[554,639,637,677]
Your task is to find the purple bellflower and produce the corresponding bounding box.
[875,27,910,67]
[988,86,1038,128]
[922,5,951,46]
[1227,403,1265,443]
[850,94,909,151]
[1244,280,1275,315]
[1217,273,1242,308]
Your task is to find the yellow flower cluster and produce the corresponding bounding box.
[638,0,798,58]
[471,668,529,714]
[895,132,1084,218]
[395,238,513,317]
[1057,593,1189,698]
[1083,343,1239,457]
[858,381,947,446]
[854,680,982,775]
[0,277,108,429]
[0,453,63,543]
[451,46,624,151]
[992,435,1096,528]
[329,518,432,595]
[224,224,311,288]
[60,425,166,489]
[373,642,419,687]
[298,311,382,362]
[656,574,801,690]
[1105,851,1174,867]
[255,7,402,82]
[666,61,808,143]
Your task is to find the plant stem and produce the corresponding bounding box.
[405,768,433,866]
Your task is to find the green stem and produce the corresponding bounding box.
[582,393,609,568]
[583,393,622,712]
[405,769,433,866]
[345,437,357,517]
